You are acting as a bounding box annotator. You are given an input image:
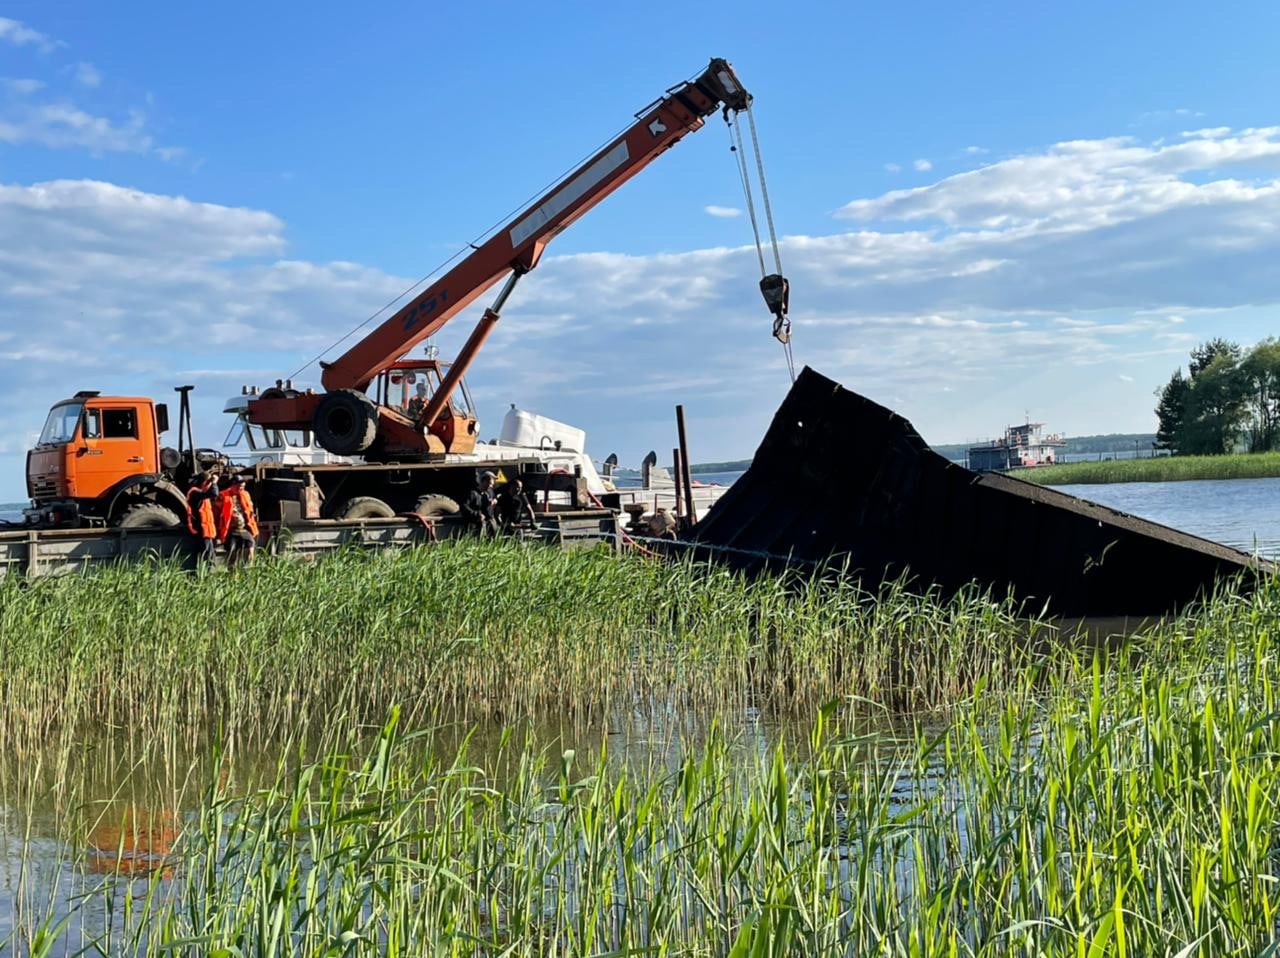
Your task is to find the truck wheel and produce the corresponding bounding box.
[314,389,378,456]
[117,502,183,529]
[334,496,395,520]
[413,494,459,518]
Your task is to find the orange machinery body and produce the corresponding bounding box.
[27,395,161,505]
[250,358,480,457]
[249,58,751,459]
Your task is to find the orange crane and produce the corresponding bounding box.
[249,57,786,458]
[20,57,785,530]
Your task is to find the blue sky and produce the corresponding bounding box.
[2,2,1280,499]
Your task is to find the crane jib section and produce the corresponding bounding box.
[510,141,630,248]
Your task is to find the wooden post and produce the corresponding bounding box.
[676,405,697,524]
[671,447,683,519]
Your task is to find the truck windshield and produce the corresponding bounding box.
[38,403,83,445]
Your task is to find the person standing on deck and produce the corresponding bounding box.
[462,471,497,536]
[496,476,536,533]
[217,474,260,568]
[186,471,219,564]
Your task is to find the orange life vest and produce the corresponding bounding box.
[217,486,259,542]
[186,485,216,538]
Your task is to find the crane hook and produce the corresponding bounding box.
[760,273,790,344]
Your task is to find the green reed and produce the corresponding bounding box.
[18,575,1280,957]
[4,544,1279,955]
[1021,450,1280,485]
[0,540,1065,755]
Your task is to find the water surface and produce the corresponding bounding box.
[1054,476,1280,556]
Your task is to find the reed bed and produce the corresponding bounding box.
[7,577,1280,955]
[0,540,1063,756]
[3,544,1279,954]
[1022,450,1280,485]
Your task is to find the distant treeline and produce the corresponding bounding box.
[689,460,753,474]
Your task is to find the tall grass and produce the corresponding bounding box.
[11,577,1280,955]
[0,541,1064,756]
[3,544,1278,954]
[1021,450,1280,485]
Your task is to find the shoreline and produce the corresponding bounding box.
[1016,450,1280,485]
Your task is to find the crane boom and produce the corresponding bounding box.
[251,58,758,458]
[325,58,749,393]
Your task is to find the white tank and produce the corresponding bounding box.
[499,406,586,453]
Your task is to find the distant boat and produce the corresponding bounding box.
[968,421,1066,472]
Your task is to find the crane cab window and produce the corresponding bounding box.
[223,415,287,451]
[84,408,137,440]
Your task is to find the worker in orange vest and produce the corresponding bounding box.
[217,473,260,568]
[186,471,219,563]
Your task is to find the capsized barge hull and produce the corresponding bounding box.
[689,367,1273,618]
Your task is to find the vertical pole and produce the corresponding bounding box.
[671,447,683,519]
[676,405,697,524]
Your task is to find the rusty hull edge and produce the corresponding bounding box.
[689,366,1274,618]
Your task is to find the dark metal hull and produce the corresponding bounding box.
[690,368,1272,618]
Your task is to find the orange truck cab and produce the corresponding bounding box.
[25,391,190,528]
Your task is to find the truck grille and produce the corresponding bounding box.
[29,476,59,501]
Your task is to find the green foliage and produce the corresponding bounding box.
[1155,338,1280,456]
[1180,352,1250,455]
[1240,338,1280,452]
[1155,368,1188,450]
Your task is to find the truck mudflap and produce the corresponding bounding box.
[689,367,1273,618]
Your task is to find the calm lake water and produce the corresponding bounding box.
[1053,476,1280,557]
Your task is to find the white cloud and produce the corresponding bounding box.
[1,77,44,95]
[73,62,102,88]
[3,125,1280,494]
[963,146,987,155]
[0,41,181,160]
[0,101,154,152]
[838,128,1280,233]
[703,205,742,218]
[1118,374,1135,382]
[884,162,901,173]
[913,158,933,172]
[0,17,59,53]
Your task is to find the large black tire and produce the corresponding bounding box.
[314,389,378,456]
[334,496,395,520]
[413,494,460,518]
[117,502,183,529]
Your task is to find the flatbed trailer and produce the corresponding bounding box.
[250,455,608,523]
[0,508,619,580]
